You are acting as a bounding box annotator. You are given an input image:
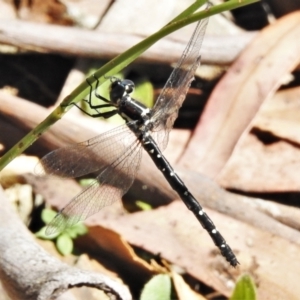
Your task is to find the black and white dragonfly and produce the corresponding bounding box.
[38,13,238,267]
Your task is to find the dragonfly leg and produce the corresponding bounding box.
[61,75,118,118]
[86,75,111,106]
[69,102,118,118]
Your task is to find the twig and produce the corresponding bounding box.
[0,19,256,65]
[0,185,131,300]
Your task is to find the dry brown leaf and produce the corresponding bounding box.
[87,201,300,299]
[86,202,239,297]
[172,271,207,300]
[76,224,155,289]
[179,12,300,179]
[218,86,300,192]
[254,86,300,144]
[218,132,300,192]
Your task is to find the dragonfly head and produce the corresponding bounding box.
[110,79,135,105]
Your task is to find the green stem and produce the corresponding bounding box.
[0,0,259,171]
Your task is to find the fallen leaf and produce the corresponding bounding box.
[254,86,300,144]
[172,271,207,300]
[180,11,300,178]
[76,224,155,288]
[86,201,300,299]
[218,132,300,192]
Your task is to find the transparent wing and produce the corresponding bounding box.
[151,16,208,150]
[35,122,138,178]
[45,134,142,235]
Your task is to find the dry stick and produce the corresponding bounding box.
[0,186,131,300]
[1,92,300,248]
[0,19,256,65]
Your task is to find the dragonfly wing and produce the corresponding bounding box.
[36,122,138,178]
[46,135,142,235]
[151,17,208,150]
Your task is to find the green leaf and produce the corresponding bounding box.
[56,233,74,256]
[66,223,88,238]
[140,274,171,300]
[79,178,96,187]
[41,208,58,224]
[73,223,88,236]
[132,77,154,108]
[230,274,257,300]
[135,200,152,211]
[35,226,56,240]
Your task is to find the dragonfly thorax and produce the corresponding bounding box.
[109,78,152,125]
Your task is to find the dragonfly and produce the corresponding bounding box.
[37,9,239,267]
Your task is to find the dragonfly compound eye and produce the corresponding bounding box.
[122,79,135,94]
[110,80,126,103]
